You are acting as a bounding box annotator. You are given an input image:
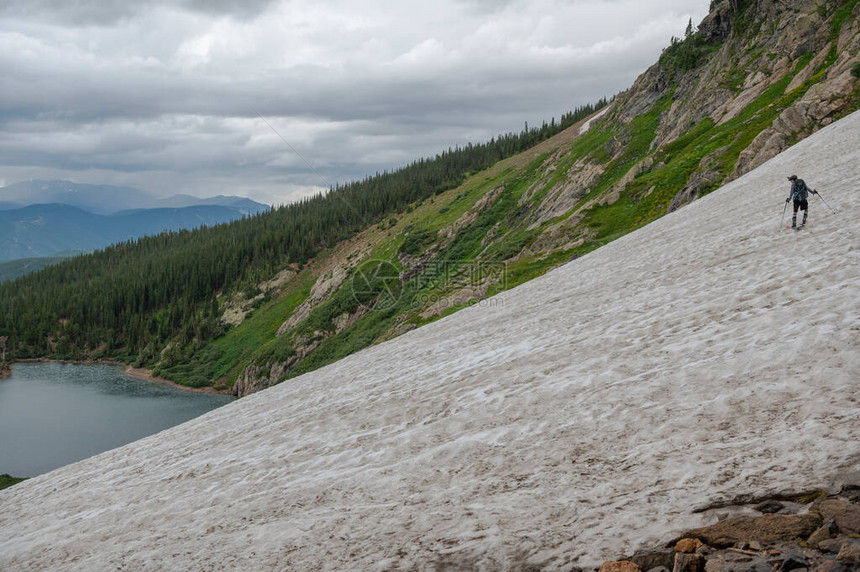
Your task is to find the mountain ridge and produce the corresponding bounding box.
[0,179,269,215]
[0,202,265,262]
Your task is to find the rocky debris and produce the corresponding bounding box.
[598,561,641,572]
[754,500,785,514]
[604,488,860,572]
[807,520,839,547]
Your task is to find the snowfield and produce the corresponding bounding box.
[1,111,859,571]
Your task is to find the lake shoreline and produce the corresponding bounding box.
[10,359,232,395]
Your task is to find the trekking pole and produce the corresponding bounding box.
[813,189,836,214]
[780,198,789,230]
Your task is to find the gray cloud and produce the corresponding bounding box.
[0,0,279,25]
[0,0,711,206]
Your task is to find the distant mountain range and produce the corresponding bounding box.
[0,181,271,264]
[0,180,269,216]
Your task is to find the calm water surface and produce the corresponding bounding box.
[0,362,234,477]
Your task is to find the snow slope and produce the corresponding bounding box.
[2,112,859,571]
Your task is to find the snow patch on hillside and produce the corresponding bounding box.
[1,112,859,571]
[579,105,611,134]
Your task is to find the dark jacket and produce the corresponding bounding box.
[790,179,810,201]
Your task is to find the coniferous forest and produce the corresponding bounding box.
[0,100,608,367]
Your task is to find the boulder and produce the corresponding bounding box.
[817,499,860,534]
[684,514,822,547]
[629,548,674,571]
[599,561,641,572]
[673,552,703,572]
[667,172,720,213]
[675,539,703,554]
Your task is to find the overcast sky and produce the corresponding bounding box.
[0,0,710,206]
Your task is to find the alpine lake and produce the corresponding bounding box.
[0,362,234,477]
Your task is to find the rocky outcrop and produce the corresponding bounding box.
[233,332,324,397]
[233,361,290,397]
[433,185,505,245]
[734,68,860,177]
[668,171,721,213]
[697,1,733,44]
[605,487,860,572]
[221,267,298,327]
[277,265,350,335]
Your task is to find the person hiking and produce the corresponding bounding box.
[786,175,817,228]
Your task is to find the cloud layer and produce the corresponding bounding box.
[0,0,710,205]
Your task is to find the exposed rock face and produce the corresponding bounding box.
[277,265,349,335]
[668,172,721,213]
[518,0,860,251]
[603,157,654,207]
[221,268,297,327]
[523,156,604,228]
[232,332,325,397]
[233,360,292,397]
[697,1,733,44]
[734,69,860,178]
